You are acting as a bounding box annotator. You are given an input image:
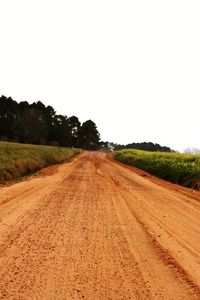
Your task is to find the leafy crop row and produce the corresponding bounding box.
[114,149,200,188]
[0,141,80,183]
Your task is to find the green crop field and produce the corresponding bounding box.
[114,149,200,189]
[0,141,80,183]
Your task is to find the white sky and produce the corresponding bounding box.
[0,1,200,151]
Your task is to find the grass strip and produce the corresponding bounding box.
[114,149,200,188]
[0,141,81,184]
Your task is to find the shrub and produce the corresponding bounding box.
[114,149,200,188]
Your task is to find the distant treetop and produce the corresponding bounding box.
[99,141,172,152]
[113,142,172,152]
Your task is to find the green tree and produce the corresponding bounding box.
[78,120,100,150]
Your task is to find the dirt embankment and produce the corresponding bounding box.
[0,152,200,299]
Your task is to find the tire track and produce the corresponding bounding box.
[0,152,199,299]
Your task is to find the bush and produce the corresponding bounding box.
[114,149,200,188]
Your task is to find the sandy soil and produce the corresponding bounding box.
[0,152,200,299]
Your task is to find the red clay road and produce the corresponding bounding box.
[0,152,200,299]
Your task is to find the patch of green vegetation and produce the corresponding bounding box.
[0,141,81,183]
[114,149,200,188]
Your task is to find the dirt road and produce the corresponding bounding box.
[0,152,200,299]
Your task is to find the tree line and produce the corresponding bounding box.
[110,142,172,152]
[0,95,172,152]
[0,95,100,150]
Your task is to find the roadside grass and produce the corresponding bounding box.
[0,141,81,184]
[114,149,200,189]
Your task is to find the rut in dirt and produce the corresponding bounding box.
[0,152,200,299]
